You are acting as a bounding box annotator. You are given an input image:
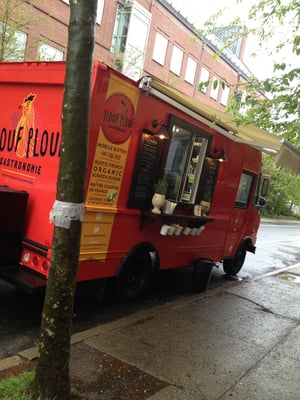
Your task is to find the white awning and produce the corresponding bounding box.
[140,77,300,175]
[275,140,300,174]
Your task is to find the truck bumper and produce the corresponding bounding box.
[0,264,46,294]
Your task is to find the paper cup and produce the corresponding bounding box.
[160,224,169,235]
[183,226,192,235]
[167,226,176,235]
[174,225,183,235]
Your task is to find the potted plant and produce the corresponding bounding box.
[152,177,167,214]
[200,192,211,216]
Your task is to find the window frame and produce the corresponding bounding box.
[199,67,210,93]
[0,23,27,61]
[37,42,64,61]
[152,31,168,66]
[111,3,132,54]
[184,56,197,85]
[61,0,105,24]
[121,2,151,80]
[235,172,255,208]
[169,45,183,76]
[163,115,212,204]
[220,84,230,106]
[210,76,220,100]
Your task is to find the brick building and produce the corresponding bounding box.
[1,0,252,111]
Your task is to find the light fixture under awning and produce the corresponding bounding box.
[139,76,300,175]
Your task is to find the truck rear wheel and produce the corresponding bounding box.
[223,246,246,275]
[112,251,153,302]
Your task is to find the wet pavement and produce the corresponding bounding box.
[2,262,300,399]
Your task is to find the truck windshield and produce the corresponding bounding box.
[163,122,208,203]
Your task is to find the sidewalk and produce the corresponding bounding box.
[2,263,300,399]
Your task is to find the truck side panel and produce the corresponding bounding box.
[0,63,65,275]
[0,61,263,292]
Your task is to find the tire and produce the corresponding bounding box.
[223,246,246,275]
[112,251,153,302]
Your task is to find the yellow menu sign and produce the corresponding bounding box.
[80,73,139,261]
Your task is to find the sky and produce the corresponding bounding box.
[167,0,295,80]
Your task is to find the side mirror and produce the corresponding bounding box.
[254,174,271,207]
[260,178,270,197]
[258,198,266,207]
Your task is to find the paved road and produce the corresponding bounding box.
[0,220,299,359]
[238,219,300,276]
[209,220,300,287]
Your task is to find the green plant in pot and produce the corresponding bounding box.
[154,178,167,194]
[152,177,167,214]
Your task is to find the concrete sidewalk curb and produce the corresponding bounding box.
[0,355,25,372]
[1,262,300,375]
[261,218,300,225]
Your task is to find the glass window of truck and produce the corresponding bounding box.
[163,116,210,203]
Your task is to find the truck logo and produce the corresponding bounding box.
[15,93,37,158]
[0,93,61,178]
[0,93,61,160]
[102,94,134,144]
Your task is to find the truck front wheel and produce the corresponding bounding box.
[223,246,246,275]
[112,251,153,302]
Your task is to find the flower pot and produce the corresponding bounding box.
[164,200,177,214]
[200,200,210,216]
[152,193,166,214]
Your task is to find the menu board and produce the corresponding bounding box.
[199,158,219,202]
[128,133,161,209]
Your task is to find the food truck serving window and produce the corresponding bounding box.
[163,116,210,204]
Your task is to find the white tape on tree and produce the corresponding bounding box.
[49,200,85,229]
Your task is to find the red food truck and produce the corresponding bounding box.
[0,61,284,301]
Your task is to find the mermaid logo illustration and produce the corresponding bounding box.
[16,93,36,158]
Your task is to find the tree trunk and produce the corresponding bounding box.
[33,1,98,399]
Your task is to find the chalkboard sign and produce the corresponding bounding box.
[128,133,161,210]
[198,158,219,203]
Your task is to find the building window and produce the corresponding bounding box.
[220,84,230,106]
[210,77,220,100]
[112,2,150,80]
[111,3,132,54]
[170,45,183,76]
[0,23,27,61]
[96,0,105,24]
[199,67,210,93]
[61,0,105,24]
[152,32,168,66]
[37,43,64,61]
[184,57,197,85]
[121,2,151,80]
[214,26,243,58]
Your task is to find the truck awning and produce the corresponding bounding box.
[275,140,300,174]
[139,76,300,174]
